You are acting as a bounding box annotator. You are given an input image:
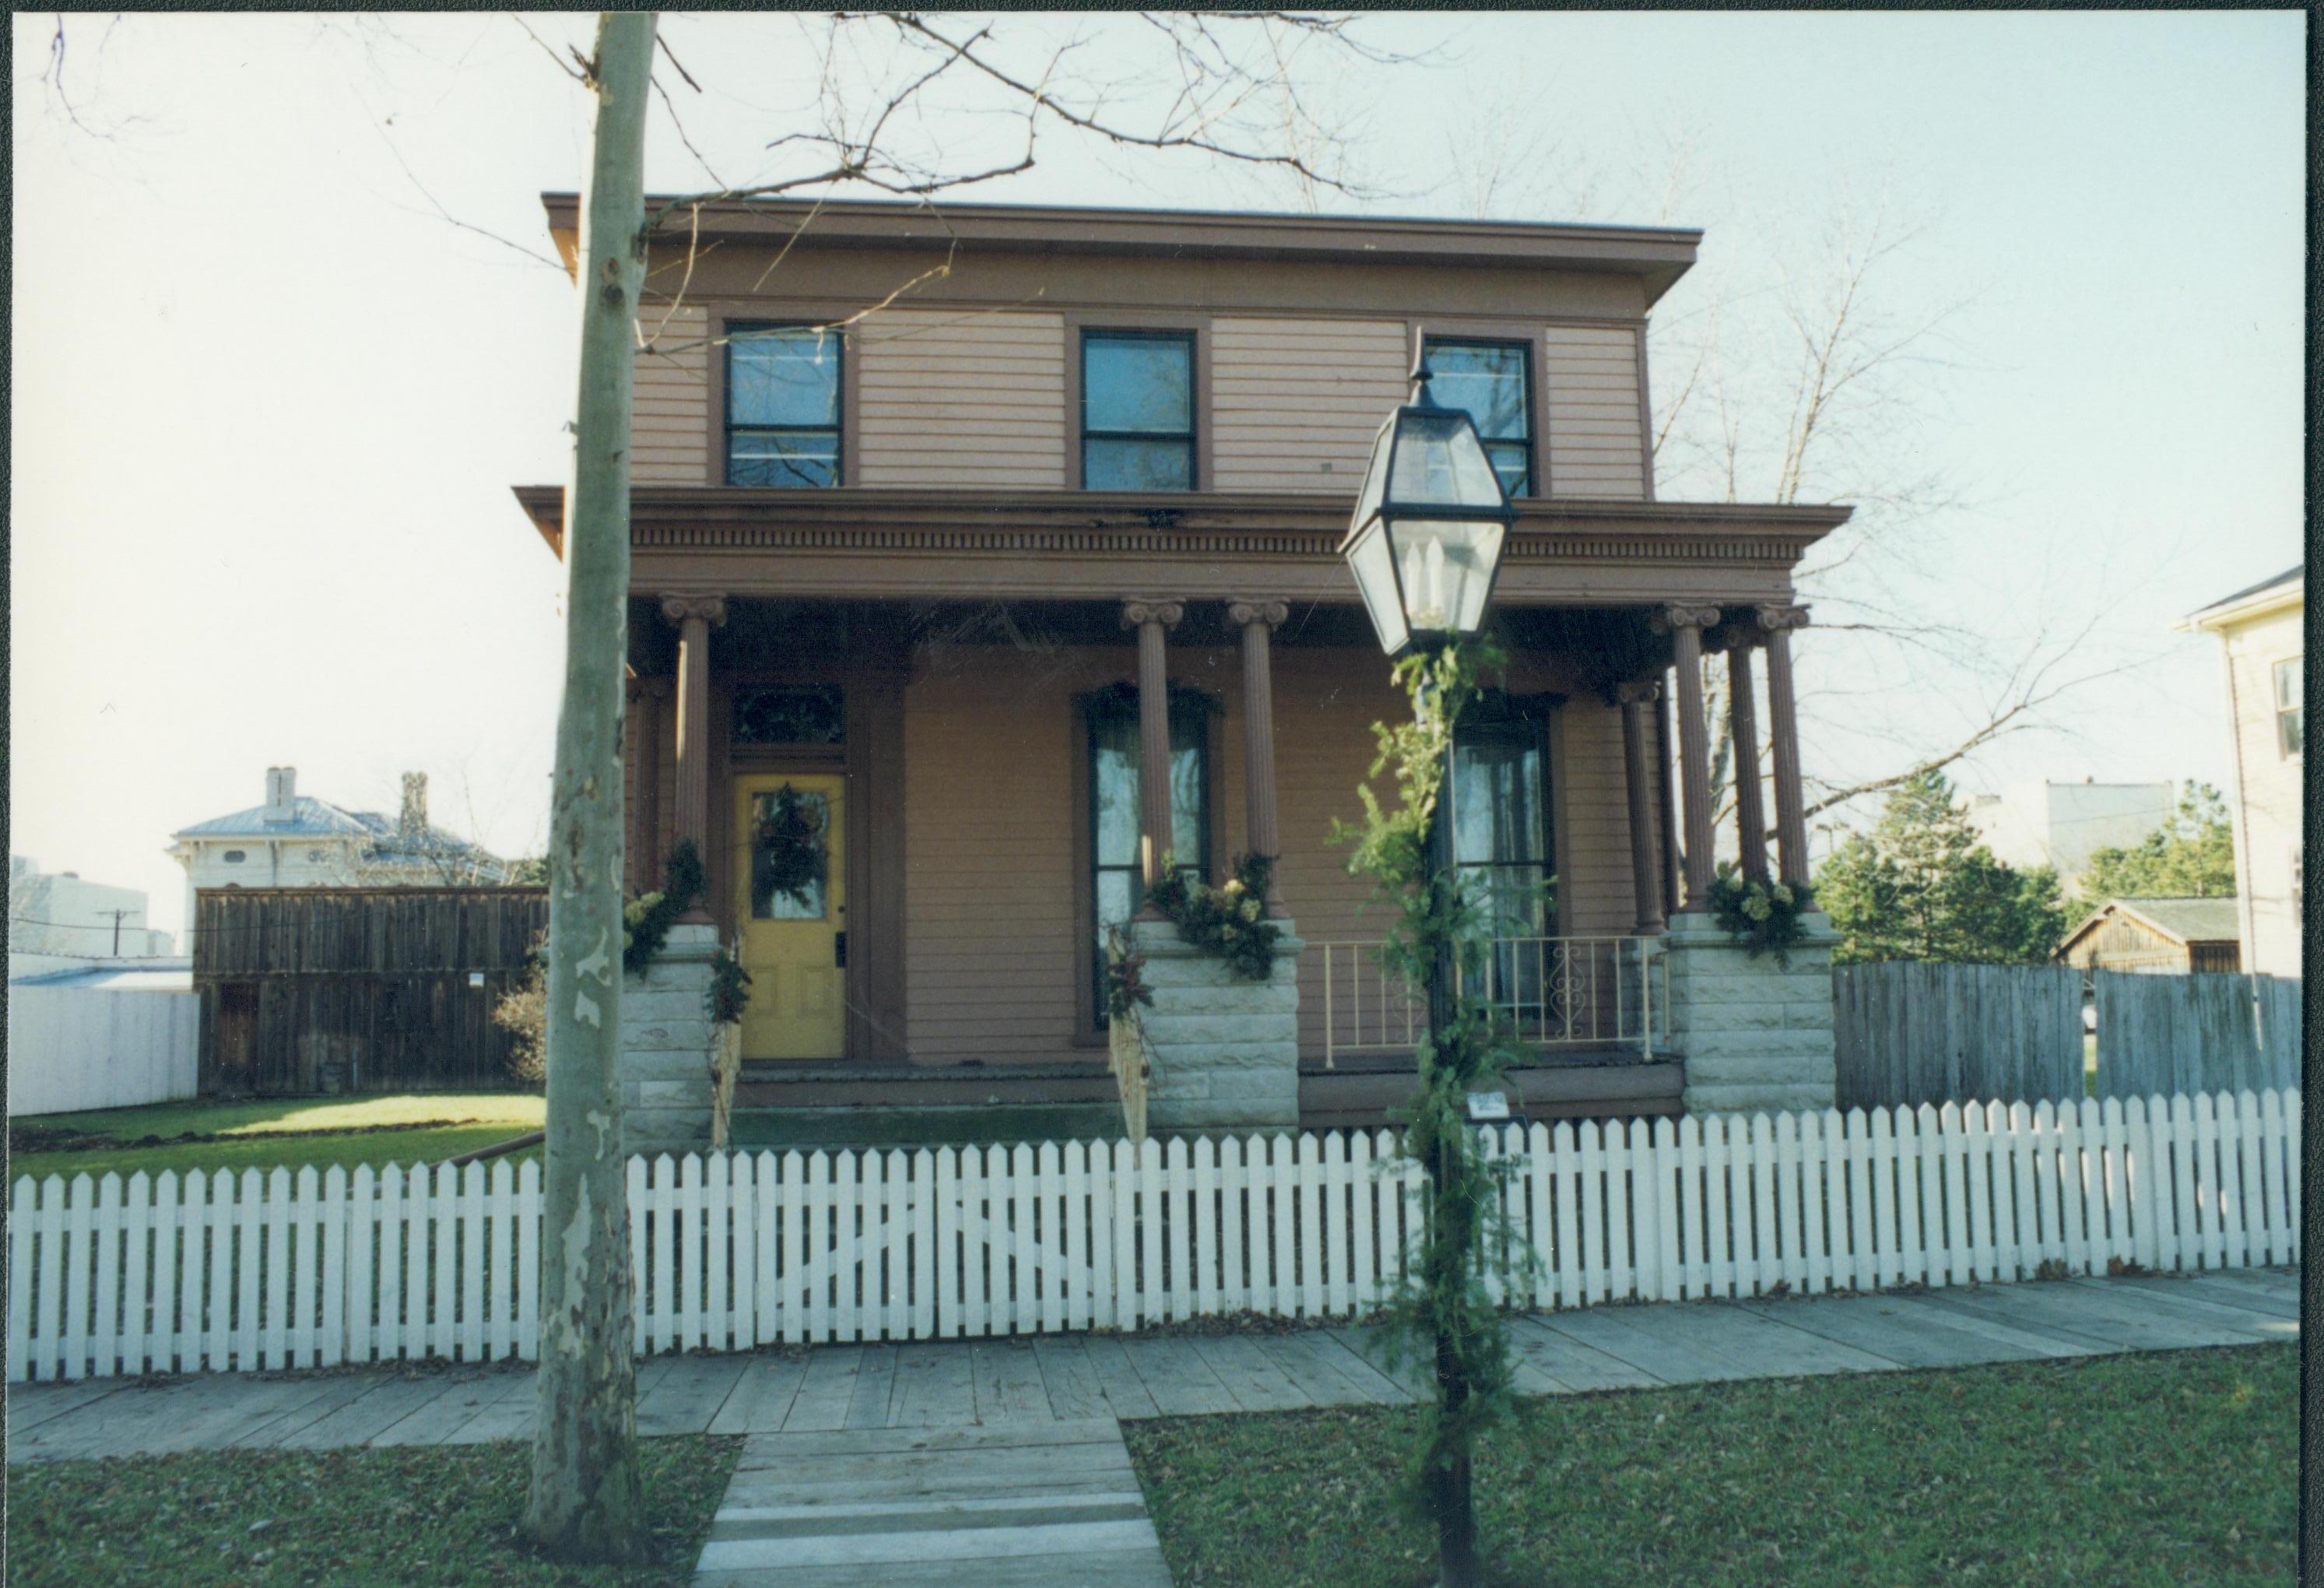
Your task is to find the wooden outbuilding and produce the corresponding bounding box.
[2055,897,2242,976]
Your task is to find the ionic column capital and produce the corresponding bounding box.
[658,592,729,628]
[1612,680,1662,708]
[1754,603,1811,634]
[1648,603,1722,634]
[1227,597,1290,631]
[1120,597,1186,631]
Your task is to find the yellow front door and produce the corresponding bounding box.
[732,772,847,1059]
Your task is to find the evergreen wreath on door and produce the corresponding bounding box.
[753,783,827,908]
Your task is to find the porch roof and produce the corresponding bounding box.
[512,486,1851,610]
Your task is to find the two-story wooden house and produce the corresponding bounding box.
[512,197,1850,1147]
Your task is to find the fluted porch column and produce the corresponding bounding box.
[1653,604,1722,911]
[1122,598,1185,909]
[1614,681,1667,935]
[1724,630,1771,883]
[1229,597,1290,914]
[1756,604,1813,893]
[660,592,727,922]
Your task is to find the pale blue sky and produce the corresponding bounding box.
[9,12,2304,939]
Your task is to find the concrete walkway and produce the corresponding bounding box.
[6,1270,2297,1583]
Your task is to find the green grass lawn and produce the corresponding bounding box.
[10,1094,546,1182]
[5,1434,738,1586]
[1126,1343,2294,1587]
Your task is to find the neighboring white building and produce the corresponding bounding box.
[168,768,508,954]
[2182,566,2304,977]
[9,854,175,978]
[1966,778,2177,896]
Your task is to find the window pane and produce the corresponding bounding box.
[728,430,838,487]
[1485,441,1530,497]
[731,328,839,427]
[1097,869,1136,935]
[1084,336,1192,434]
[1170,745,1206,871]
[750,789,830,920]
[1424,343,1529,441]
[1092,718,1141,865]
[2277,656,2302,709]
[1084,437,1192,491]
[2281,706,2305,759]
[1452,725,1544,866]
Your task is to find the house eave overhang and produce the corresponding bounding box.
[2177,578,2304,634]
[511,486,1850,609]
[541,193,1702,306]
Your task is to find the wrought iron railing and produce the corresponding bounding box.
[1308,934,1668,1066]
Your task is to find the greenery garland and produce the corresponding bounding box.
[620,840,707,975]
[1329,636,1529,1585]
[751,785,826,908]
[1143,852,1280,980]
[1705,862,1810,968]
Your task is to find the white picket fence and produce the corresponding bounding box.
[9,1088,2301,1383]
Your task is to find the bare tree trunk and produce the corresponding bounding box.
[525,9,656,1566]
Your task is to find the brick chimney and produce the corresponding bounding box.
[263,767,297,824]
[400,772,428,836]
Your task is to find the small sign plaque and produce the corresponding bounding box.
[1465,1091,1511,1122]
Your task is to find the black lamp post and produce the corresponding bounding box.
[1341,361,1517,1021]
[1339,361,1515,1588]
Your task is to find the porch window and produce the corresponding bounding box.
[2275,655,2302,758]
[1089,685,1209,1024]
[1449,694,1553,1011]
[726,324,841,487]
[1423,339,1532,498]
[1082,331,1194,490]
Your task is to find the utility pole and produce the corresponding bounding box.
[525,9,655,1566]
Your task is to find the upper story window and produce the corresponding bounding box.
[1423,339,1532,498]
[222,850,247,864]
[1082,331,1194,490]
[2274,656,2302,758]
[727,325,841,487]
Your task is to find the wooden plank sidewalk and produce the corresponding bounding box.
[7,1268,2297,1467]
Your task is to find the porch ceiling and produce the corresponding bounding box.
[514,486,1851,608]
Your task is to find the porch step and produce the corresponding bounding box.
[733,1063,1127,1147]
[730,1103,1128,1151]
[1299,1057,1686,1131]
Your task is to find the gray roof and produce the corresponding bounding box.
[174,796,380,839]
[2108,897,2242,945]
[11,961,194,992]
[2188,565,2302,620]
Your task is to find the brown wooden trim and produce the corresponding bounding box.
[563,192,1702,293]
[1632,321,1658,502]
[1543,698,1571,938]
[844,669,908,1063]
[1062,309,1212,491]
[1068,689,1101,1044]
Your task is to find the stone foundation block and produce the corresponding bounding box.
[1127,919,1304,1132]
[617,922,719,1154]
[1664,911,1839,1115]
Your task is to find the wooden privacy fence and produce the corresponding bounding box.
[1833,962,2084,1108]
[9,1087,2299,1383]
[2094,971,2301,1100]
[194,887,548,1094]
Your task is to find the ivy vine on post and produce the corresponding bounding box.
[1332,636,1529,1588]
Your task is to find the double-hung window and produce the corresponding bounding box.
[1423,339,1533,498]
[2274,655,2303,758]
[726,325,841,487]
[1082,331,1195,490]
[1088,687,1209,1024]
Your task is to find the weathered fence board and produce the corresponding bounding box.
[192,888,547,1094]
[8,1087,2298,1382]
[2094,971,2302,1099]
[1833,963,2084,1108]
[6,988,200,1115]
